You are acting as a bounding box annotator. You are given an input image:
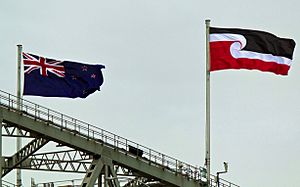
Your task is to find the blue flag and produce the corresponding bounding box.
[23,53,105,98]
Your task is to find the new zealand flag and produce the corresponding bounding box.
[23,52,105,98]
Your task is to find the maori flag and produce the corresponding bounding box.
[209,27,296,75]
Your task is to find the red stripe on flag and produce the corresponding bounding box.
[210,41,290,75]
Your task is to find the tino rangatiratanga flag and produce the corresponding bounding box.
[23,52,105,98]
[209,27,296,75]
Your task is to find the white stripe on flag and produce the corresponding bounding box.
[210,33,292,66]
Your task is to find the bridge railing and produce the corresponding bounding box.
[2,180,16,187]
[0,90,239,187]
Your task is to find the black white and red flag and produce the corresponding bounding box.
[209,27,296,75]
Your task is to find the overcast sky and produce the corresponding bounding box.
[1,1,300,187]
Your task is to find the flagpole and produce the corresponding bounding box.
[16,44,23,187]
[205,19,211,186]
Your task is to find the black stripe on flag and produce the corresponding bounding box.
[210,27,296,60]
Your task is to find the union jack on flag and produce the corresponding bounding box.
[23,52,65,77]
[22,52,105,98]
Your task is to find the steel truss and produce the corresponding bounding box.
[0,90,239,187]
[2,124,31,137]
[3,137,48,177]
[22,149,92,173]
[1,123,177,187]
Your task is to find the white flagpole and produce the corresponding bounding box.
[16,44,23,187]
[205,19,211,186]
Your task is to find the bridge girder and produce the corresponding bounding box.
[0,92,238,187]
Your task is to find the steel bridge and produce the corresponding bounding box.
[0,90,239,187]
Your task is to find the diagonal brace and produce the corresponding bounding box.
[81,156,104,187]
[3,137,48,176]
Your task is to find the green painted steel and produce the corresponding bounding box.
[0,90,239,187]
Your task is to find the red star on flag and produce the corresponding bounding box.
[81,65,88,71]
[91,74,96,79]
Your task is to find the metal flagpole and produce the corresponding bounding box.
[205,19,211,186]
[16,44,23,187]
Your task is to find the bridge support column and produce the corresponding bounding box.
[104,164,108,187]
[81,156,121,187]
[0,114,2,187]
[81,156,104,187]
[97,175,102,187]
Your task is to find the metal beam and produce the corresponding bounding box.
[0,108,203,187]
[0,92,240,187]
[0,113,3,187]
[2,124,31,137]
[105,158,121,187]
[21,150,91,173]
[81,156,104,187]
[3,137,48,177]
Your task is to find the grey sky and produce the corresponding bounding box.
[1,0,300,187]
